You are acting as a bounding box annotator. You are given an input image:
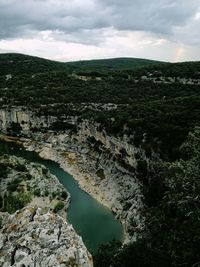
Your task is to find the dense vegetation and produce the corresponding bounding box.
[133,61,200,78]
[94,127,200,266]
[66,57,163,72]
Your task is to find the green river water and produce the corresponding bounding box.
[0,140,123,253]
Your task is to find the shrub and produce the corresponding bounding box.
[0,163,8,178]
[44,189,49,196]
[60,191,68,199]
[15,164,27,172]
[42,168,48,175]
[33,188,40,196]
[7,178,22,192]
[26,174,32,180]
[52,191,58,198]
[53,201,64,213]
[3,193,32,213]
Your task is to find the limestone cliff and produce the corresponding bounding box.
[0,108,56,133]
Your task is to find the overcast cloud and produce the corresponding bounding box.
[0,0,199,62]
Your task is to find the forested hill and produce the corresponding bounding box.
[0,53,163,75]
[0,53,200,159]
[0,53,70,75]
[65,57,163,71]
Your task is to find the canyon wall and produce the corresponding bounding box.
[0,108,56,133]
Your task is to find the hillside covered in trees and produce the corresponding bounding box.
[0,53,163,75]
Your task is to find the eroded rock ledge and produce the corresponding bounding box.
[0,207,93,267]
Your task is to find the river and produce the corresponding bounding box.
[0,140,123,253]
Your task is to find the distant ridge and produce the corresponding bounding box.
[0,53,199,77]
[65,57,164,71]
[0,53,164,75]
[0,53,67,75]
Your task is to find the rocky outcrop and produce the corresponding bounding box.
[0,155,70,217]
[0,207,93,267]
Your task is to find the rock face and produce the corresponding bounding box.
[0,108,56,133]
[0,207,93,267]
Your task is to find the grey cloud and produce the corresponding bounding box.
[0,0,103,37]
[103,0,199,33]
[0,0,199,45]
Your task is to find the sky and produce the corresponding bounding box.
[0,0,200,62]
